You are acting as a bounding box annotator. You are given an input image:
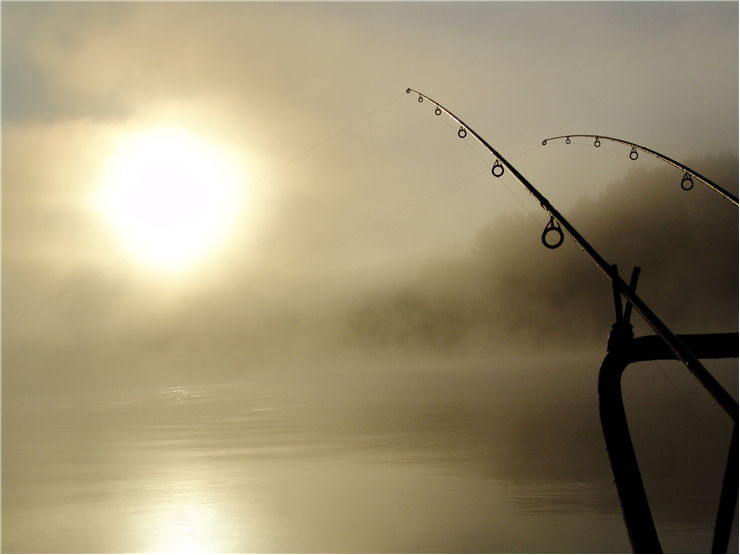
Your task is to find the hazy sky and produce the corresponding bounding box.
[4,8,737,553]
[3,1,738,392]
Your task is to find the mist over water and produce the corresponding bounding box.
[4,156,738,552]
[4,354,737,553]
[3,2,737,550]
[6,155,737,394]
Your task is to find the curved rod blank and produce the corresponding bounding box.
[405,87,737,420]
[542,134,738,207]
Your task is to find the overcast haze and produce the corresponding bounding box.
[2,2,738,553]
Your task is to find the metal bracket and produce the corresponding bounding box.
[599,268,738,554]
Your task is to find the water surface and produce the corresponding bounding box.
[3,355,737,552]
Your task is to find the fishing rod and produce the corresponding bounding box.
[405,87,737,420]
[541,134,739,207]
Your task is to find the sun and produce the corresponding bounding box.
[97,127,243,271]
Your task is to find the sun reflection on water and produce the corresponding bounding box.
[153,497,221,554]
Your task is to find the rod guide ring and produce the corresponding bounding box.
[542,217,564,249]
[458,127,467,139]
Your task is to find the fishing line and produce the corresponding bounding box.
[462,136,551,229]
[651,359,715,433]
[411,97,547,231]
[236,93,404,196]
[212,167,490,299]
[5,93,405,327]
[511,143,544,161]
[492,165,547,229]
[234,169,489,285]
[497,146,549,227]
[682,178,738,228]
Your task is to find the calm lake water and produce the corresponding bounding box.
[3,354,737,553]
